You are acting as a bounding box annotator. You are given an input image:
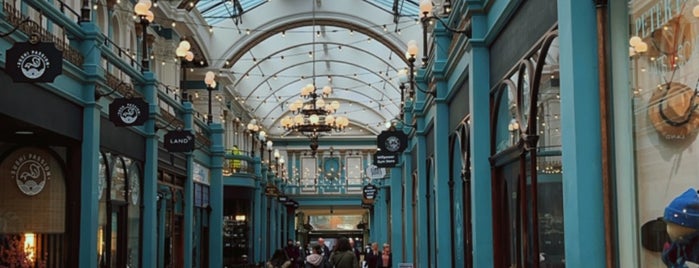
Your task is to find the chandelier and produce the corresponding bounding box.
[279,3,349,155]
[280,84,349,134]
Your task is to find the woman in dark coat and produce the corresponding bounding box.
[329,237,359,268]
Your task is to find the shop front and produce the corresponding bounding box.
[624,0,699,266]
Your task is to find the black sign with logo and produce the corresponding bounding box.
[377,130,408,153]
[362,184,378,200]
[164,130,195,152]
[109,98,149,127]
[373,152,398,168]
[5,41,63,83]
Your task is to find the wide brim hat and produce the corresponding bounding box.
[648,82,699,140]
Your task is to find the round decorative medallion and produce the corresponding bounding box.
[385,136,401,152]
[9,150,52,196]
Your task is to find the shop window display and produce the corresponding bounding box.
[629,0,699,266]
[490,30,563,268]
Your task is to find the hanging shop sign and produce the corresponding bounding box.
[365,165,386,179]
[109,98,149,127]
[5,41,63,83]
[362,184,378,200]
[373,152,398,168]
[164,130,195,152]
[377,129,408,153]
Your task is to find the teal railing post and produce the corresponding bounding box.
[183,102,194,268]
[77,19,103,268]
[141,71,159,268]
[209,124,225,267]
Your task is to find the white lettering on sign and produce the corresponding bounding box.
[117,103,141,124]
[169,137,191,144]
[10,153,51,196]
[17,49,50,79]
[633,0,686,38]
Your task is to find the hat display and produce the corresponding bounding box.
[648,82,699,140]
[664,188,699,229]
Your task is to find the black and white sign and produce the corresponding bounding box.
[5,41,63,83]
[377,130,408,153]
[362,184,378,200]
[164,130,195,152]
[373,152,398,168]
[109,98,149,127]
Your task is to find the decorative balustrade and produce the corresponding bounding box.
[3,1,83,67]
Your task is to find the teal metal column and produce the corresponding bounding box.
[414,72,429,268]
[389,163,402,263]
[431,22,453,266]
[433,92,452,267]
[270,197,278,251]
[142,71,159,268]
[469,13,494,267]
[77,20,102,268]
[260,165,269,259]
[402,106,414,263]
[252,159,263,263]
[183,103,194,268]
[158,194,167,268]
[209,124,225,267]
[558,1,605,267]
[373,186,387,244]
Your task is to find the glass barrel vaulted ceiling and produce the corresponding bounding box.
[195,0,430,138]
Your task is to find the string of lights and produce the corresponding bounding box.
[91,1,420,35]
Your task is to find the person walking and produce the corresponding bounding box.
[364,242,379,268]
[266,249,292,268]
[317,237,331,264]
[349,238,361,262]
[285,239,302,268]
[378,243,392,268]
[305,244,328,268]
[329,237,359,268]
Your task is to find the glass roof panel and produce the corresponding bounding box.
[199,0,418,25]
[197,0,267,25]
[365,0,419,17]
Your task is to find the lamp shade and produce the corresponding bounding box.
[397,69,409,83]
[294,115,304,124]
[419,0,433,17]
[145,11,154,22]
[267,140,273,148]
[178,40,191,51]
[247,119,257,131]
[140,0,152,9]
[185,51,194,61]
[309,114,319,124]
[134,2,149,15]
[176,46,187,57]
[330,100,340,110]
[274,149,280,158]
[322,85,333,96]
[407,40,419,57]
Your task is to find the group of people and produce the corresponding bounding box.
[265,238,392,268]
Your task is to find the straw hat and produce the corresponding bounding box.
[648,82,699,140]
